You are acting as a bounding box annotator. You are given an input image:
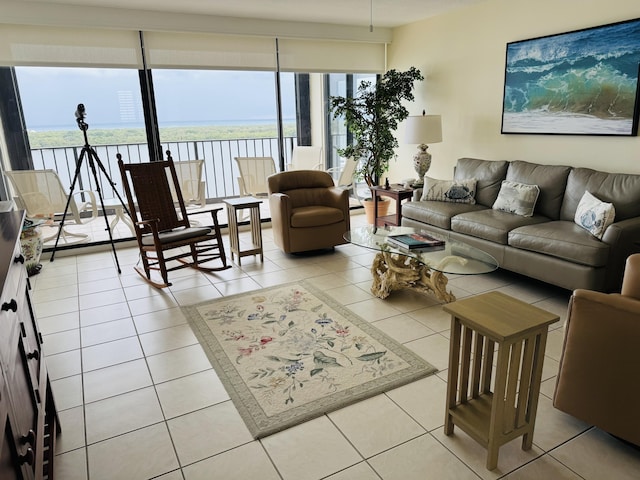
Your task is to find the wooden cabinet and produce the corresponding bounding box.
[0,210,59,479]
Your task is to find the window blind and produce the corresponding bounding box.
[0,25,142,68]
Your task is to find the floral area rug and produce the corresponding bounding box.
[181,280,438,438]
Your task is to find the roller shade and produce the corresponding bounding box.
[143,31,277,71]
[0,24,142,68]
[277,38,386,73]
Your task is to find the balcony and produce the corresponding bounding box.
[23,136,359,250]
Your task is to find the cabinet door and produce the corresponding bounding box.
[0,386,28,480]
[6,338,38,480]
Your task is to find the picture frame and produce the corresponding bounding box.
[501,18,640,136]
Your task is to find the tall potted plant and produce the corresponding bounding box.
[330,67,424,191]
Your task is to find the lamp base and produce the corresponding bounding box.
[412,144,432,188]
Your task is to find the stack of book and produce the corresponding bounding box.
[386,232,446,252]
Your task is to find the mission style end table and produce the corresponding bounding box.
[223,197,263,266]
[443,291,559,470]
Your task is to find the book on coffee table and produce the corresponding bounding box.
[386,232,445,250]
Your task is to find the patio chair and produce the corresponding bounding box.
[234,156,277,197]
[4,168,97,244]
[327,156,359,203]
[118,154,230,288]
[287,146,323,171]
[171,157,206,207]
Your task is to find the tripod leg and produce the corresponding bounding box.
[51,148,87,262]
[90,147,132,218]
[86,149,123,274]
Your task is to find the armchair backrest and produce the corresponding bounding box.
[621,254,640,300]
[268,170,337,208]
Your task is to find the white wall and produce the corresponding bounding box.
[387,0,640,183]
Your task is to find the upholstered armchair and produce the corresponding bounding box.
[268,170,350,253]
[553,253,640,446]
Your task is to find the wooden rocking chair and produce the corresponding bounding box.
[118,153,230,288]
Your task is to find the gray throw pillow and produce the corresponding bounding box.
[492,180,539,217]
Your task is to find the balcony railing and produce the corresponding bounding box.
[30,136,298,202]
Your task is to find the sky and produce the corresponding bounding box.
[15,67,297,130]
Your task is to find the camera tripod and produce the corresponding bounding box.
[50,104,131,273]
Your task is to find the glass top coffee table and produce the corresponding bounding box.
[345,226,498,302]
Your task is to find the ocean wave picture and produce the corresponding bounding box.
[501,18,640,135]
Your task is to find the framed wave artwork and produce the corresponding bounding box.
[501,18,640,136]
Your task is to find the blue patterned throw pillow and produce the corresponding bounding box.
[420,177,477,204]
[574,191,615,239]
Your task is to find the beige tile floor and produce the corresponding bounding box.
[32,212,640,480]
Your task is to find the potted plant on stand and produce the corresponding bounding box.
[330,67,424,224]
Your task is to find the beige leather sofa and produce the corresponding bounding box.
[401,158,640,292]
[268,170,350,253]
[553,254,640,446]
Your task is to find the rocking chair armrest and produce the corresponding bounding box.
[185,206,223,217]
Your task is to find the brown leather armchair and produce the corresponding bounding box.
[553,253,640,446]
[268,170,350,253]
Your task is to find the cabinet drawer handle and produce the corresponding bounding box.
[27,349,40,361]
[20,429,36,446]
[18,447,34,466]
[1,299,17,312]
[14,254,25,264]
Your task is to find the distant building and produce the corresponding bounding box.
[118,90,142,124]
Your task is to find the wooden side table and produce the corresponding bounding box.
[223,197,263,266]
[370,185,414,227]
[442,291,559,470]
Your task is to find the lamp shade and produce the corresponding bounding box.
[405,114,442,145]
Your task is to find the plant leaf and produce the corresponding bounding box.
[313,350,341,367]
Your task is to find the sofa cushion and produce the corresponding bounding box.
[420,177,477,203]
[492,180,540,217]
[560,168,640,222]
[454,158,509,207]
[451,209,549,244]
[506,161,571,220]
[402,201,487,230]
[509,221,610,267]
[574,191,616,239]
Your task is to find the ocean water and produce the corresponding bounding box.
[502,111,633,135]
[502,19,640,132]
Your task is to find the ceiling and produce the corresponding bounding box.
[26,0,487,28]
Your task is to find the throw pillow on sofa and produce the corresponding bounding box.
[492,180,540,217]
[421,177,477,204]
[574,191,615,239]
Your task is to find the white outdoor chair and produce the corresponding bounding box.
[5,169,98,244]
[171,158,206,208]
[287,146,323,171]
[234,156,277,198]
[327,156,360,204]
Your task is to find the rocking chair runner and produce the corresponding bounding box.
[117,153,230,288]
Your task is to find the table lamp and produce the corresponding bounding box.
[405,111,442,187]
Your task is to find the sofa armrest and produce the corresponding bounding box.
[553,289,640,445]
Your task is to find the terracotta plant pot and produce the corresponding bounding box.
[362,198,390,225]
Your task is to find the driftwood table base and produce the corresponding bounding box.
[370,251,456,303]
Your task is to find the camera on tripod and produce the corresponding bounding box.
[75,103,88,131]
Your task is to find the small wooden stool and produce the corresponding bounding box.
[443,291,559,470]
[223,197,263,266]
